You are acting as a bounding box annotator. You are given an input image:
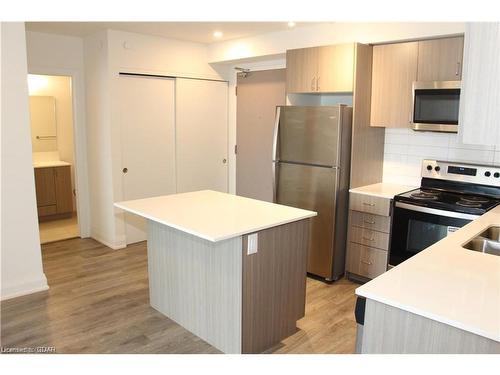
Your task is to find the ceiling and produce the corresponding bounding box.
[25,22,319,44]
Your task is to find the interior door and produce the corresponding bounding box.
[236,69,286,202]
[276,162,338,279]
[176,78,228,193]
[118,75,176,244]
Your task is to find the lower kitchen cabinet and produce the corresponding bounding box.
[346,192,392,281]
[34,165,73,220]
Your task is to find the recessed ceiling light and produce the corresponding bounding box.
[288,21,296,28]
[213,31,223,38]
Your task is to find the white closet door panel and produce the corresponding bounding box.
[176,78,228,193]
[118,75,176,244]
[460,23,500,146]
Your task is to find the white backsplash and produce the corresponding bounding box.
[382,128,500,186]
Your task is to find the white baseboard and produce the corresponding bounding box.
[1,274,49,301]
[90,230,126,250]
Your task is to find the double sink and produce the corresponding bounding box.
[463,226,500,256]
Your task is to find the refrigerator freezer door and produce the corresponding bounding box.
[276,162,338,279]
[276,106,342,167]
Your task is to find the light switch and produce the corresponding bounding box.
[247,233,258,255]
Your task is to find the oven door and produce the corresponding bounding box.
[389,202,479,267]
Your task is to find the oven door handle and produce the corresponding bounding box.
[395,202,480,221]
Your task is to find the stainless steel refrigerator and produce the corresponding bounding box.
[273,105,353,281]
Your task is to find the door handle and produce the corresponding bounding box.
[360,260,373,265]
[363,219,376,224]
[362,236,375,241]
[311,77,316,91]
[363,202,375,207]
[222,158,227,164]
[316,76,320,91]
[455,62,461,76]
[122,168,128,174]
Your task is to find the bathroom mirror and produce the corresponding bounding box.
[29,95,57,152]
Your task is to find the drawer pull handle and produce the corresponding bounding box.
[362,236,375,241]
[363,219,375,224]
[360,260,373,265]
[363,202,375,207]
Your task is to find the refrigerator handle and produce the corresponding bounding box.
[272,161,278,203]
[271,107,281,203]
[272,106,281,162]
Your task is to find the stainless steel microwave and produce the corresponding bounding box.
[411,81,461,133]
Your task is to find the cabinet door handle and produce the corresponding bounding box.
[317,76,320,91]
[362,236,375,241]
[122,168,128,174]
[363,219,376,224]
[363,202,375,207]
[455,62,461,76]
[311,77,316,91]
[360,260,373,265]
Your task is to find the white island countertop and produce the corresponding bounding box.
[115,190,317,242]
[349,182,416,199]
[356,205,500,342]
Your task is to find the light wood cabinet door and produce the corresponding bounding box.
[317,44,355,92]
[370,42,418,128]
[286,47,319,93]
[34,168,56,207]
[417,37,464,81]
[54,166,73,214]
[346,243,388,279]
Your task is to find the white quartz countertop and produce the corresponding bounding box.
[349,182,416,199]
[33,160,71,168]
[356,205,500,342]
[114,190,317,242]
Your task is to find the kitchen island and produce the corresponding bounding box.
[115,190,316,353]
[356,205,500,353]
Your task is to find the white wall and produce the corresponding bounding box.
[26,31,90,236]
[29,75,77,210]
[383,129,499,186]
[1,22,48,300]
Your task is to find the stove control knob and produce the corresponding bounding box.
[426,165,433,171]
[434,166,441,172]
[494,172,500,178]
[485,171,491,177]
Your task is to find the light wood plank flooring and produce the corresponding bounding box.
[0,238,358,354]
[39,214,79,244]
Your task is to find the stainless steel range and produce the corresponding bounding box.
[389,159,500,267]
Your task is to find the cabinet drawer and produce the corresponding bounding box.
[38,205,57,217]
[349,192,391,216]
[349,226,389,250]
[350,210,391,233]
[346,243,388,279]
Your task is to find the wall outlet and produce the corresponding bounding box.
[247,233,258,255]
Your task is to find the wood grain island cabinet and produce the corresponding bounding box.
[34,165,73,220]
[286,44,355,93]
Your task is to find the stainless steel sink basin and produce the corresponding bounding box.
[463,226,500,256]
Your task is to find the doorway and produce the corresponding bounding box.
[28,74,80,244]
[236,69,286,202]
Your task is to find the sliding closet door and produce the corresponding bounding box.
[118,75,176,244]
[175,78,229,193]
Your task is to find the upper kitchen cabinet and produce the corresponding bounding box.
[286,44,355,93]
[417,36,464,81]
[460,23,500,146]
[286,47,319,93]
[370,42,418,128]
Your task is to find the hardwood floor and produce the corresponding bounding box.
[0,238,359,354]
